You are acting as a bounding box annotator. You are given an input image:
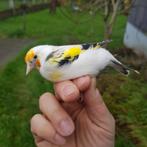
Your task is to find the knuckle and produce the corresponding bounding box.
[53,107,62,116]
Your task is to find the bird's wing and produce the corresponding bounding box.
[45,45,83,66]
[45,40,112,66]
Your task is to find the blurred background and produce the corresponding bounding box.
[0,0,147,147]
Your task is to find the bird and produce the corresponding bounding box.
[25,40,139,82]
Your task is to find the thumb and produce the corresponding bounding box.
[83,78,115,131]
[84,78,103,109]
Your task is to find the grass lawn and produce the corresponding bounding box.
[0,9,147,147]
[0,8,127,48]
[0,48,53,147]
[0,1,8,11]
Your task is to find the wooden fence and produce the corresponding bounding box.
[0,3,49,20]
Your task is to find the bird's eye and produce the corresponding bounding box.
[34,55,37,59]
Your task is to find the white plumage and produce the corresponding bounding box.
[25,41,135,82]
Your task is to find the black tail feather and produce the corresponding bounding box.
[111,60,139,75]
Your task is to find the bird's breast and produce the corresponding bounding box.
[48,70,63,81]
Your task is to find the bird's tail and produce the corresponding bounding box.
[110,60,140,75]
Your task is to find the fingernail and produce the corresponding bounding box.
[54,134,66,145]
[63,86,75,97]
[60,119,74,136]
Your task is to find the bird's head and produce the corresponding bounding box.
[25,47,41,75]
[25,45,53,75]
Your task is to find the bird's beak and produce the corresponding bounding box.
[26,64,32,75]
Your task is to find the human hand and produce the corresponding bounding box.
[30,76,115,147]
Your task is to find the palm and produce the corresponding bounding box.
[61,100,114,147]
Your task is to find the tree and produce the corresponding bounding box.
[52,0,125,42]
[123,0,132,14]
[104,0,121,40]
[49,0,59,13]
[81,0,123,43]
[20,0,28,33]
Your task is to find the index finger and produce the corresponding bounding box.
[54,80,80,102]
[54,76,91,102]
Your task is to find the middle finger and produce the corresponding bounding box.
[54,80,80,102]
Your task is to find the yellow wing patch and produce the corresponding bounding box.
[25,49,35,63]
[48,46,83,65]
[63,46,82,58]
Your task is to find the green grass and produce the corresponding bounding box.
[0,9,127,48]
[97,71,147,147]
[0,8,146,147]
[0,1,7,11]
[0,45,54,147]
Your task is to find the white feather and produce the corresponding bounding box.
[36,45,116,82]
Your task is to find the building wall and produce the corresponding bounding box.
[124,22,147,56]
[128,0,147,34]
[124,0,147,57]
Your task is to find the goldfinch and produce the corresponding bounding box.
[25,40,138,82]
